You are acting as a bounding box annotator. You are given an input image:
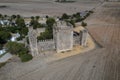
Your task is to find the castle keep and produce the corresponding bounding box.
[53,21,73,53]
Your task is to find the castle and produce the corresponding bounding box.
[28,21,88,56]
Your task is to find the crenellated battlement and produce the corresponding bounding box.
[54,21,73,31]
[38,39,54,43]
[38,39,55,52]
[53,21,74,53]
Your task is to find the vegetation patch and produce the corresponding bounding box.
[0,62,7,69]
[30,16,46,29]
[81,21,87,27]
[37,18,56,40]
[19,53,33,62]
[5,42,33,62]
[60,11,93,27]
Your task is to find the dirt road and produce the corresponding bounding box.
[0,1,120,80]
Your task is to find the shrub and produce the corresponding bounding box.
[15,17,25,28]
[16,36,25,41]
[61,13,69,19]
[0,62,7,68]
[0,44,3,50]
[0,31,12,44]
[46,18,55,27]
[81,22,87,27]
[19,53,33,62]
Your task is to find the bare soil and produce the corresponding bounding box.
[0,0,101,17]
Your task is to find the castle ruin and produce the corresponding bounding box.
[28,21,88,56]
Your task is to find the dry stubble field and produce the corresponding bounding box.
[0,0,101,16]
[0,1,120,80]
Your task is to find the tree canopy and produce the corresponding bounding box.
[5,42,28,55]
[0,31,11,44]
[37,18,56,40]
[5,41,33,62]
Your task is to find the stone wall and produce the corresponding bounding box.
[28,21,88,56]
[28,27,39,56]
[73,30,88,47]
[73,36,80,46]
[53,21,73,53]
[37,39,55,52]
[80,30,88,47]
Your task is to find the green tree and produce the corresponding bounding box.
[0,14,2,18]
[61,13,69,19]
[31,16,34,20]
[16,18,25,28]
[30,19,40,29]
[11,15,17,19]
[4,15,8,19]
[36,16,40,20]
[46,18,55,28]
[16,15,21,19]
[19,53,33,62]
[5,42,28,55]
[37,18,56,40]
[0,31,12,44]
[18,27,28,36]
[5,42,33,62]
[68,20,75,27]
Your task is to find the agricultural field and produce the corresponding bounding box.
[0,1,120,80]
[0,0,101,16]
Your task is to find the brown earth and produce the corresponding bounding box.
[0,0,101,17]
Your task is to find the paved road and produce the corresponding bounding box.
[0,2,120,80]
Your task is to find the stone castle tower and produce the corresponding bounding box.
[80,30,88,47]
[28,27,39,56]
[53,21,73,53]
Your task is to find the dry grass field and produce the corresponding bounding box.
[0,0,101,16]
[0,1,120,80]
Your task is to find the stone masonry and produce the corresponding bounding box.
[53,21,73,53]
[80,30,88,46]
[28,27,39,56]
[28,21,88,56]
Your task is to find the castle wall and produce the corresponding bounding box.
[73,36,80,46]
[37,39,55,52]
[28,21,88,56]
[80,30,88,47]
